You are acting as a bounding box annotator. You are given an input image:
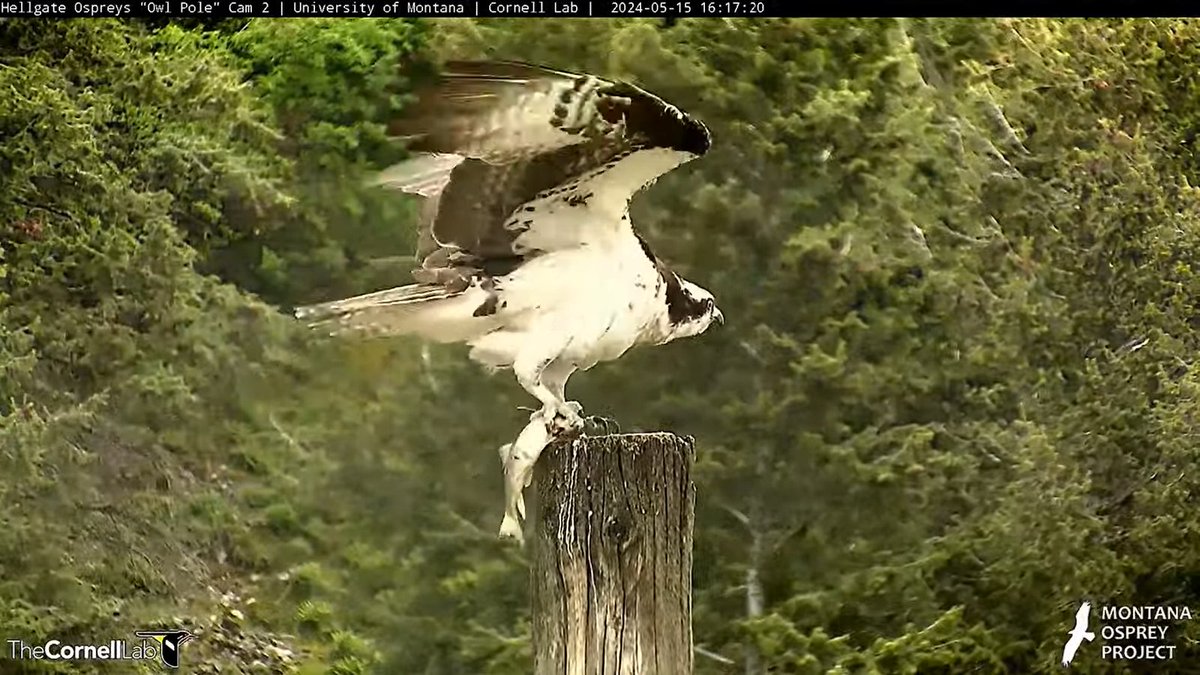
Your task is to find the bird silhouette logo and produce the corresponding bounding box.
[135,630,195,669]
[1061,602,1095,666]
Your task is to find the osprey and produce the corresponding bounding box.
[295,61,723,538]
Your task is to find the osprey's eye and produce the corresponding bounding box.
[703,298,714,311]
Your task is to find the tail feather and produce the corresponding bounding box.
[294,283,460,336]
[294,282,499,343]
[372,152,465,197]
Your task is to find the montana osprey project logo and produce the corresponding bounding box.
[1057,600,1190,665]
[1062,602,1095,666]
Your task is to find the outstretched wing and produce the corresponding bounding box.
[1061,635,1081,665]
[379,60,711,283]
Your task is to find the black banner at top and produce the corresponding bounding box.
[0,0,1171,21]
[0,0,783,17]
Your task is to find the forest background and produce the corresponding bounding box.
[4,16,1200,674]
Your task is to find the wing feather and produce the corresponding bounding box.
[389,60,608,160]
[379,60,711,288]
[372,152,465,197]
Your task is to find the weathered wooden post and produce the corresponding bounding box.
[530,432,696,675]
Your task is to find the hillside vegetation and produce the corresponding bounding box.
[4,17,1200,674]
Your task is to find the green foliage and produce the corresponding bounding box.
[7,15,1200,675]
[214,18,431,305]
[0,18,415,673]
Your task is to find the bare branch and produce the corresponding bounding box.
[739,340,765,364]
[1115,336,1149,357]
[268,413,307,454]
[768,522,808,555]
[11,196,75,222]
[695,645,736,665]
[719,501,752,529]
[420,344,442,394]
[982,99,1030,155]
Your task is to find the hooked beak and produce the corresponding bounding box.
[714,308,725,326]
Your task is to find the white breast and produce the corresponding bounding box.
[466,225,661,372]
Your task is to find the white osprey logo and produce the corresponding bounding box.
[1062,601,1095,666]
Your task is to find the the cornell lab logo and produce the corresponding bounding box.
[1061,600,1192,666]
[7,628,195,669]
[136,630,195,668]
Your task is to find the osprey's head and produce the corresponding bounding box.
[661,275,723,342]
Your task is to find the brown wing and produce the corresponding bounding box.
[390,60,620,161]
[379,60,712,280]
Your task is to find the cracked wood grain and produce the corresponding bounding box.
[531,432,695,675]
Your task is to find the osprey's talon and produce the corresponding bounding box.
[581,416,601,436]
[545,406,584,434]
[548,401,583,427]
[582,415,620,436]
